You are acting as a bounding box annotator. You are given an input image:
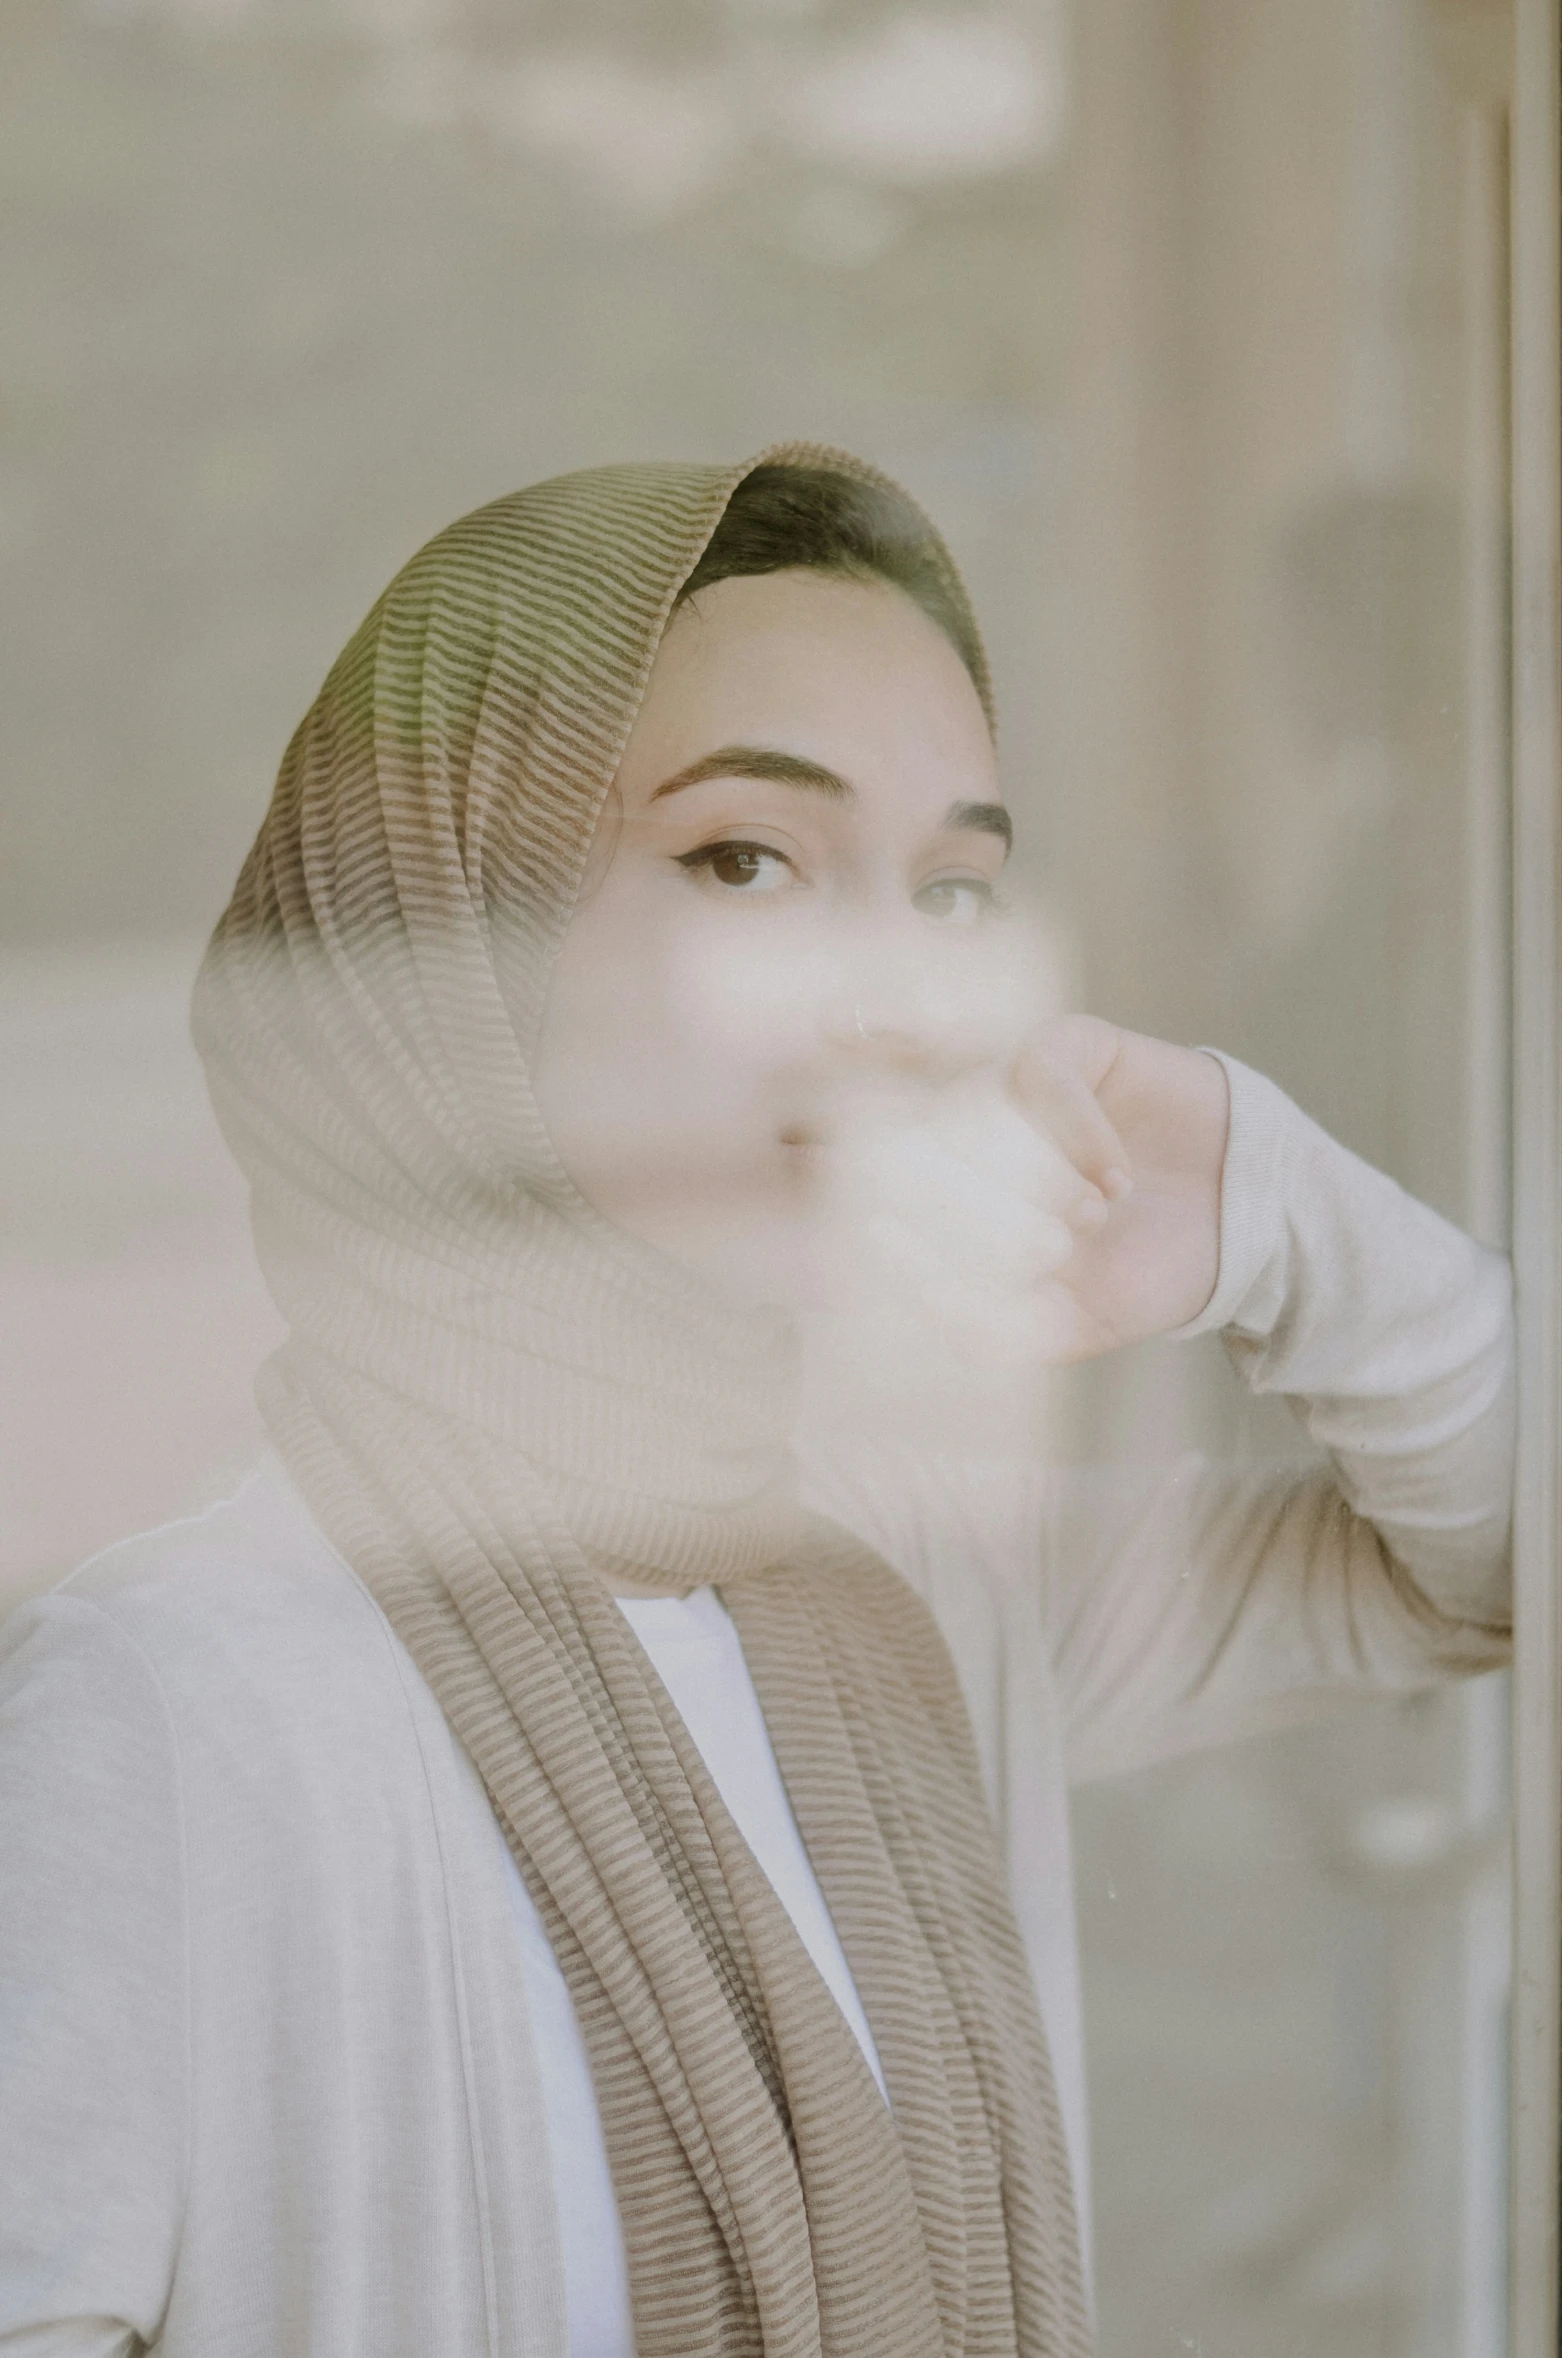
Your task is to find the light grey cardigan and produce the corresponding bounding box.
[0,1063,1513,2357]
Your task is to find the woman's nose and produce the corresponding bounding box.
[831,996,931,1065]
[821,925,1002,1077]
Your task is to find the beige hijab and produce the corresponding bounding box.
[193,442,1090,2358]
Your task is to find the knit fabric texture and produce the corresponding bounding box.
[192,442,1091,2358]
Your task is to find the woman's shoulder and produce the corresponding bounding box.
[1,1460,420,1781]
[798,1432,1057,1573]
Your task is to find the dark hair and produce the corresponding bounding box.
[675,464,988,704]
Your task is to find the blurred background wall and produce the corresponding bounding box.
[0,0,1515,2350]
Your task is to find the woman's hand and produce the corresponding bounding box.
[1011,1015,1230,1363]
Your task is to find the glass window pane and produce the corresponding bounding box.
[0,4,1522,2351]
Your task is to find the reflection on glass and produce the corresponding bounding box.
[1061,5,1513,2354]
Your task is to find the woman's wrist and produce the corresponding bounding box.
[1166,1051,1289,1342]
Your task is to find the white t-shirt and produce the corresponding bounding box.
[504,1585,887,2358]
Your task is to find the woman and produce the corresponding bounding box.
[0,448,1513,2358]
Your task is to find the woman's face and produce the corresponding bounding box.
[531,567,1022,1308]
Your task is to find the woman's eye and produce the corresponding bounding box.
[914,875,998,925]
[676,840,797,893]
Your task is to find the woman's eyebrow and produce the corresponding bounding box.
[946,801,1013,853]
[647,751,1012,851]
[649,746,853,801]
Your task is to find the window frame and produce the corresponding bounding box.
[1507,0,1562,2348]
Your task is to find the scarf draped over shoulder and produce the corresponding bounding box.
[193,441,1091,2358]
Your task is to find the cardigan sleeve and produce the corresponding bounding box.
[0,1594,189,2355]
[1046,1055,1514,1782]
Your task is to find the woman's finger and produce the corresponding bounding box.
[1011,1019,1134,1200]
